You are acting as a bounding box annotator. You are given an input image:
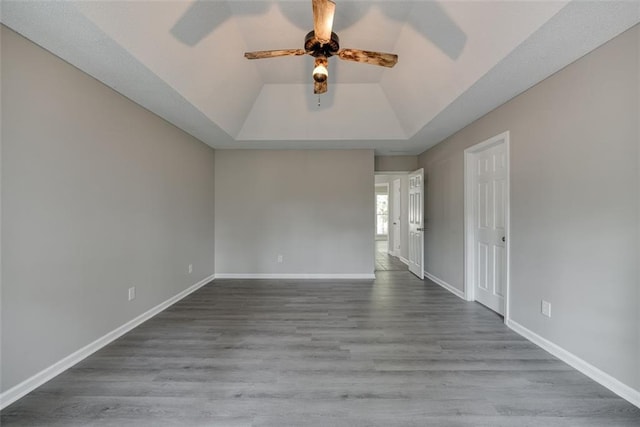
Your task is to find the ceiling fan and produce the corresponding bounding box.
[244,0,398,94]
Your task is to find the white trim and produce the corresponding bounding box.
[507,319,640,409]
[374,171,410,175]
[464,131,511,321]
[399,256,409,266]
[0,273,215,410]
[464,146,473,302]
[214,273,376,280]
[424,271,466,300]
[391,177,402,260]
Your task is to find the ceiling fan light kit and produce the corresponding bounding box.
[313,56,328,83]
[244,0,398,95]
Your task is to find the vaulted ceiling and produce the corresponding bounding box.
[2,1,639,154]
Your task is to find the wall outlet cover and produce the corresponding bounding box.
[541,300,551,318]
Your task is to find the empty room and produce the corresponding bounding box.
[1,1,639,425]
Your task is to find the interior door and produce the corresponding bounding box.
[473,142,507,314]
[392,179,401,256]
[408,169,424,279]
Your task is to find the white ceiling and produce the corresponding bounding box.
[2,1,639,155]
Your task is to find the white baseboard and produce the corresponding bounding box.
[424,271,466,300]
[506,319,640,409]
[0,273,215,410]
[214,273,375,280]
[399,256,409,266]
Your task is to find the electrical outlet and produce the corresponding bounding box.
[188,264,193,274]
[541,300,551,318]
[277,254,283,263]
[128,286,136,301]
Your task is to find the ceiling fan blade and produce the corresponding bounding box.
[244,49,307,60]
[314,80,328,95]
[312,0,336,44]
[337,49,398,68]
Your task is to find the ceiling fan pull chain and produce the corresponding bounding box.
[318,95,321,107]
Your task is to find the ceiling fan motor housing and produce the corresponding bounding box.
[305,31,340,57]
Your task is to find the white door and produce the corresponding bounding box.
[392,179,401,256]
[408,169,424,279]
[470,139,507,315]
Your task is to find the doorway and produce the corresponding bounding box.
[464,131,510,317]
[374,175,408,272]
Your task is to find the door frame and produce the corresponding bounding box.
[374,172,409,267]
[391,178,402,257]
[464,131,511,322]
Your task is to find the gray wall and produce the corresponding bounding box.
[1,26,216,392]
[375,174,409,261]
[215,150,374,275]
[418,25,639,391]
[374,155,418,172]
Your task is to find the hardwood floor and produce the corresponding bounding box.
[375,240,407,271]
[2,271,639,426]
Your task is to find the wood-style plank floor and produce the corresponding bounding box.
[375,240,407,271]
[2,271,639,426]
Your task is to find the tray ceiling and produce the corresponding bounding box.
[2,1,639,154]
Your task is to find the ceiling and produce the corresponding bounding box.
[2,1,639,155]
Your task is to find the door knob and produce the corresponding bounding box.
[417,227,425,231]
[502,236,506,242]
